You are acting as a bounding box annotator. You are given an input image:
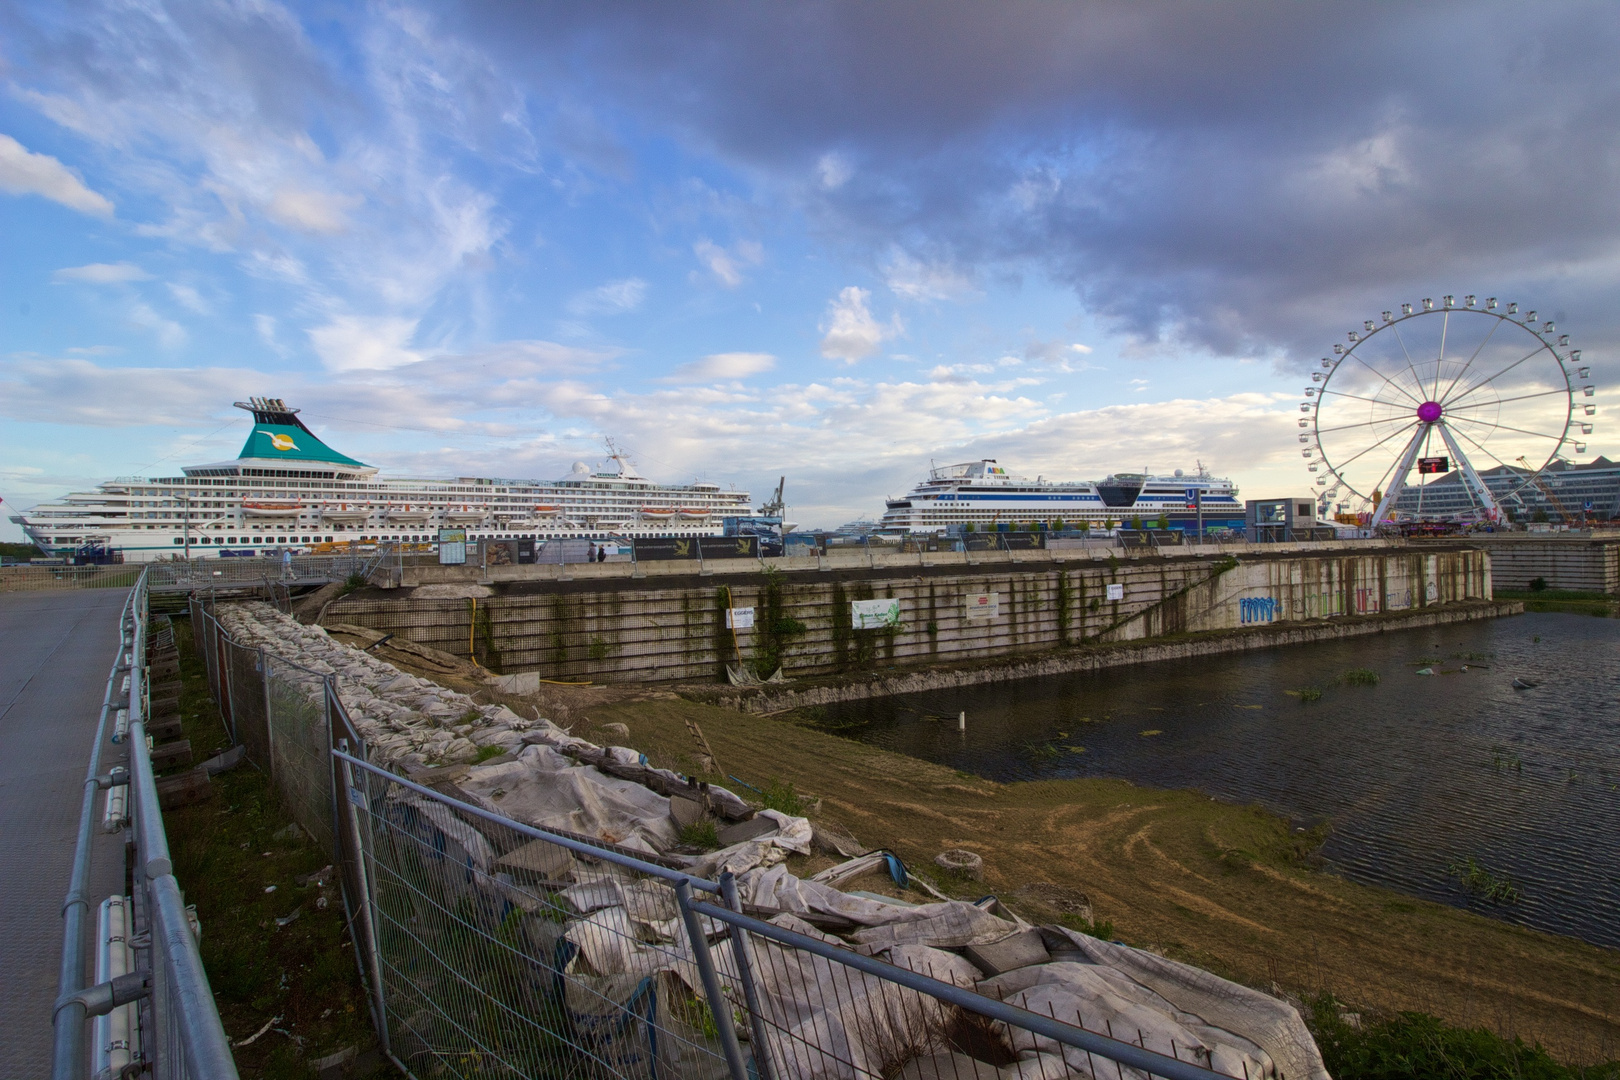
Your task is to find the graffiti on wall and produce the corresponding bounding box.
[1239,596,1278,624]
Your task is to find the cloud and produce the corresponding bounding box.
[307,315,424,372]
[266,188,359,234]
[820,286,901,362]
[53,262,150,284]
[167,283,209,313]
[666,352,776,383]
[884,250,977,302]
[817,152,852,190]
[0,134,114,217]
[694,239,763,287]
[129,303,187,349]
[566,278,648,316]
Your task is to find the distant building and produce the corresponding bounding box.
[1390,457,1619,524]
[1246,497,1318,542]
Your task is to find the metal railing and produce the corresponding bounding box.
[0,564,142,592]
[180,596,1249,1080]
[53,569,238,1080]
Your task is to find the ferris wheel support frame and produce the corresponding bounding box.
[1369,420,1504,525]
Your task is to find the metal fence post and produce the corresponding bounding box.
[335,742,390,1056]
[674,878,750,1080]
[719,872,774,1080]
[259,647,275,791]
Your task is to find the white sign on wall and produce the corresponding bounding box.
[851,597,902,629]
[1106,582,1125,601]
[965,592,1000,619]
[725,606,755,630]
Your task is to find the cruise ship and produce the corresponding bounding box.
[877,459,1244,533]
[11,398,752,561]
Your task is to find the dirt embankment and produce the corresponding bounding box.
[551,694,1620,1066]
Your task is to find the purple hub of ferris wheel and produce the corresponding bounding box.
[1416,400,1444,423]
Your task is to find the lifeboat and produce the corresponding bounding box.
[677,508,710,520]
[320,503,371,523]
[242,501,302,517]
[385,505,433,523]
[444,508,488,524]
[531,505,560,516]
[640,507,678,519]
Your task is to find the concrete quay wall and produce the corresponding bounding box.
[326,545,1493,686]
[1428,535,1618,594]
[699,599,1523,714]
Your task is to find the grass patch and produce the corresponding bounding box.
[1307,993,1619,1080]
[1296,686,1324,702]
[1058,913,1118,941]
[678,818,721,850]
[1449,856,1523,905]
[1343,668,1380,686]
[168,618,388,1078]
[758,776,807,816]
[1497,590,1618,618]
[473,743,507,763]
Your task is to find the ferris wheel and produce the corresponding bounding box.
[1303,295,1596,524]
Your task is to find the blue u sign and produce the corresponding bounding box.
[1240,596,1278,624]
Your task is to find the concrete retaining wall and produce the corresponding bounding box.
[325,546,1492,685]
[1440,536,1618,593]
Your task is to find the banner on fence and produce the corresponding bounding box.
[634,536,700,560]
[725,606,754,630]
[1106,582,1125,601]
[964,592,999,619]
[851,597,901,629]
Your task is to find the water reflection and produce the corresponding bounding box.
[820,613,1620,948]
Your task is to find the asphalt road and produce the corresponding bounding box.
[0,587,131,1079]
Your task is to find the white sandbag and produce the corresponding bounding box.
[1043,929,1328,1080]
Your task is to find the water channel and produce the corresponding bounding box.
[818,612,1620,948]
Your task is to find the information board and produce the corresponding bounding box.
[725,606,755,630]
[964,592,1000,619]
[851,597,901,629]
[438,528,466,565]
[1106,582,1125,601]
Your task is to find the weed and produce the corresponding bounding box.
[1342,668,1380,686]
[1058,912,1117,941]
[1305,993,1615,1080]
[1491,745,1523,774]
[339,571,367,596]
[588,635,611,661]
[473,744,507,763]
[758,777,807,816]
[1530,576,1549,592]
[1449,856,1522,904]
[1139,729,1163,737]
[1297,686,1323,702]
[1024,742,1062,760]
[678,819,720,850]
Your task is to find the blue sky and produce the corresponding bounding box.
[2,2,1615,537]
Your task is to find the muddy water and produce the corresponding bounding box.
[820,612,1620,948]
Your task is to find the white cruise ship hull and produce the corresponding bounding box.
[11,397,751,562]
[878,460,1245,534]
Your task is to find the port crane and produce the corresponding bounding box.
[1515,456,1577,523]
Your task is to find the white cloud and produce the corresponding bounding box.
[566,277,648,316]
[694,239,763,287]
[817,152,852,190]
[1071,343,1093,355]
[820,286,901,362]
[666,352,776,383]
[266,188,359,234]
[254,314,291,357]
[0,134,114,217]
[167,283,209,313]
[128,303,187,349]
[884,250,978,302]
[307,315,424,372]
[53,262,151,284]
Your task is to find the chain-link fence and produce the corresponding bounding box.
[180,595,1258,1080]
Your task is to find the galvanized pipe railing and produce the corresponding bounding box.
[52,569,238,1080]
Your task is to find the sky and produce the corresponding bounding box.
[1,0,1616,537]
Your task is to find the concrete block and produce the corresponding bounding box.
[669,796,706,830]
[150,739,192,770]
[717,815,779,846]
[149,718,185,741]
[963,929,1051,976]
[496,838,577,880]
[156,767,211,809]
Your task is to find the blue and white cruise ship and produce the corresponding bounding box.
[877,460,1243,533]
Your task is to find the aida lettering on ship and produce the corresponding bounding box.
[878,459,1244,533]
[10,398,751,562]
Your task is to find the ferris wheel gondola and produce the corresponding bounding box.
[1303,296,1595,525]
